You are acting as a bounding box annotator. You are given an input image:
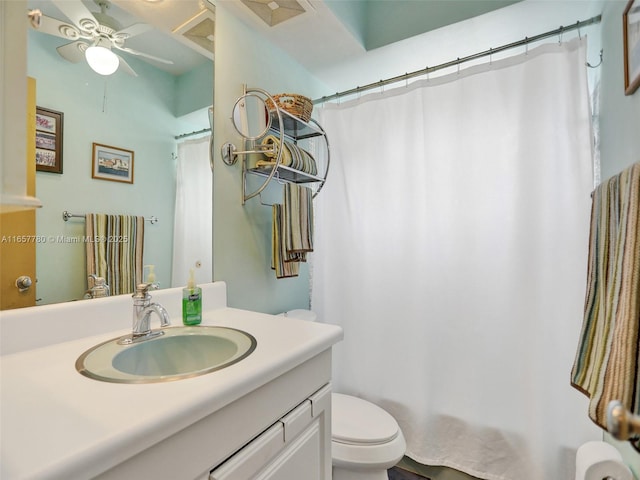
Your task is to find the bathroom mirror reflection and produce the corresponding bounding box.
[22,0,214,307]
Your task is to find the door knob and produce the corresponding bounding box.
[16,276,33,292]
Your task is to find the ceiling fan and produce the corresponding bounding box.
[29,0,174,76]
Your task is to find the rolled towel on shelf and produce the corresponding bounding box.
[259,135,317,175]
[261,134,291,166]
[575,441,633,480]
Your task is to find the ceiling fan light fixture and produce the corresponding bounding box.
[85,45,119,75]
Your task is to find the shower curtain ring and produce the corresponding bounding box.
[586,49,603,68]
[525,38,529,55]
[558,26,564,45]
[457,58,460,75]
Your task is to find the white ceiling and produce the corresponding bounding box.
[28,0,522,78]
[216,0,523,75]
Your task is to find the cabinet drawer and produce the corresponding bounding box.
[280,400,312,442]
[210,423,285,480]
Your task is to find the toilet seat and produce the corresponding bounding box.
[332,393,399,446]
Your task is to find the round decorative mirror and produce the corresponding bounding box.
[231,93,271,140]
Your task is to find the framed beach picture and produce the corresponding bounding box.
[624,0,640,95]
[92,143,134,184]
[35,107,63,173]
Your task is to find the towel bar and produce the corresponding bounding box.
[607,400,640,441]
[62,211,158,224]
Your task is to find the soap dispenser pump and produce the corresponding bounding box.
[145,265,158,287]
[182,269,202,326]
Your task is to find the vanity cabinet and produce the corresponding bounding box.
[1,283,343,480]
[94,350,333,480]
[211,385,330,480]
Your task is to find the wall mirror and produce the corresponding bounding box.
[231,94,271,140]
[23,0,214,306]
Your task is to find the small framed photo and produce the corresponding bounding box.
[35,107,63,173]
[624,0,640,95]
[92,143,134,184]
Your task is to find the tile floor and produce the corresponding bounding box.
[388,466,430,479]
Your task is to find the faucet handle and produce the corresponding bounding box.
[133,282,158,298]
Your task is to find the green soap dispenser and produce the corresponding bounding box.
[182,269,202,326]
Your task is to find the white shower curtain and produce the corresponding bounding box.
[312,38,601,480]
[171,136,213,287]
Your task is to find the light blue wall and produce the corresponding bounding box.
[176,60,214,117]
[28,30,211,304]
[323,0,367,47]
[211,2,329,313]
[599,0,640,181]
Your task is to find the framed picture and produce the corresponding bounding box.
[624,0,640,95]
[91,143,134,184]
[35,107,63,173]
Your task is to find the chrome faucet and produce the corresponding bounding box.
[84,274,110,299]
[118,283,170,345]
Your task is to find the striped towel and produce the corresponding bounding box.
[272,204,300,279]
[284,183,314,254]
[258,135,318,175]
[571,162,640,446]
[85,214,144,295]
[271,184,314,279]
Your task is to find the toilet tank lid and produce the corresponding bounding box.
[284,309,317,321]
[332,393,400,445]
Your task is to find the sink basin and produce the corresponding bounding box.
[76,326,257,383]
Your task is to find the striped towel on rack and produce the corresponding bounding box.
[284,183,314,254]
[272,204,300,278]
[571,162,640,448]
[271,184,314,279]
[85,214,145,295]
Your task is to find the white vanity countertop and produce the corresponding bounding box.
[0,285,343,479]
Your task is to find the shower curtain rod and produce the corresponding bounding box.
[175,127,211,140]
[314,14,601,105]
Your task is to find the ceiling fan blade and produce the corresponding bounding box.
[51,0,99,32]
[56,40,90,63]
[114,23,152,39]
[36,14,84,40]
[115,54,138,77]
[114,46,174,65]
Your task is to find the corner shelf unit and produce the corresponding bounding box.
[223,87,329,205]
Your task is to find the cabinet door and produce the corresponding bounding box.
[209,423,285,480]
[255,417,322,480]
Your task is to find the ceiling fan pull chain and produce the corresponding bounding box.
[102,80,109,113]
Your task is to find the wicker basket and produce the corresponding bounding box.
[266,93,313,122]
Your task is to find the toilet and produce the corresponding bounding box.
[282,309,406,480]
